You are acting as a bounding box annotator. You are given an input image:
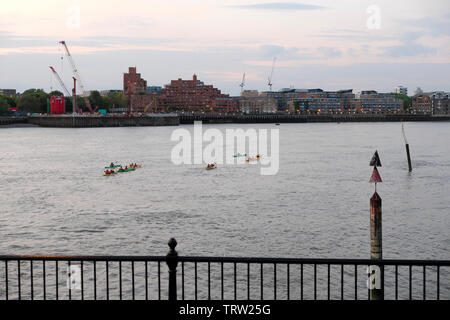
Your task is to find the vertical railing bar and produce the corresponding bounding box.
[145,261,148,301]
[81,260,84,300]
[182,261,185,300]
[56,261,58,301]
[94,261,97,301]
[341,264,344,300]
[274,263,277,301]
[313,264,317,300]
[260,263,263,300]
[5,261,8,300]
[30,260,33,300]
[437,266,440,301]
[208,262,211,301]
[287,264,290,301]
[234,262,237,300]
[327,264,330,301]
[221,262,224,300]
[119,261,122,301]
[131,261,135,300]
[247,263,250,300]
[158,261,161,300]
[423,265,426,300]
[17,260,21,300]
[300,264,303,300]
[106,261,109,301]
[354,264,357,300]
[67,261,70,301]
[368,264,370,301]
[409,265,412,300]
[195,262,198,300]
[395,265,398,300]
[43,261,47,300]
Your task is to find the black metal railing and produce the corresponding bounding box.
[0,238,449,300]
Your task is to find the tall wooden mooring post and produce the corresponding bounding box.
[369,151,384,300]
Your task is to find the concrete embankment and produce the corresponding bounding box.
[0,117,29,126]
[2,114,450,127]
[179,114,450,124]
[27,115,179,127]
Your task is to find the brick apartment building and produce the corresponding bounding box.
[157,74,238,113]
[412,94,432,114]
[123,67,157,113]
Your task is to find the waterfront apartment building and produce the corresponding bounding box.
[122,67,161,113]
[358,91,404,114]
[287,90,403,114]
[287,89,356,114]
[430,92,449,115]
[239,95,278,114]
[123,67,147,95]
[157,74,238,113]
[412,94,432,114]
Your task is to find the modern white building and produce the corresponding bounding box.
[394,86,408,96]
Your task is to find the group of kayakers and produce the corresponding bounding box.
[205,154,261,170]
[104,162,141,175]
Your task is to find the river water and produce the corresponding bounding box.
[0,122,449,260]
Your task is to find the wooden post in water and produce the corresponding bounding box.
[405,143,412,172]
[402,123,412,172]
[369,151,384,300]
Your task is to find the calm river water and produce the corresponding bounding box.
[1,122,449,261]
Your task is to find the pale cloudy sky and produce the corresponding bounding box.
[0,0,449,95]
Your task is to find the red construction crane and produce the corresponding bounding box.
[49,66,78,113]
[59,40,93,113]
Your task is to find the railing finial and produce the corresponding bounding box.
[168,237,177,251]
[167,237,178,301]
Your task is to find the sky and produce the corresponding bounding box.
[0,0,449,96]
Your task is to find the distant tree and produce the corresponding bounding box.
[18,89,49,113]
[0,96,10,115]
[49,90,64,97]
[0,95,17,108]
[105,92,125,110]
[88,91,107,109]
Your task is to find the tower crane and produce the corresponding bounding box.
[239,73,246,94]
[267,57,276,92]
[59,41,93,113]
[49,66,78,113]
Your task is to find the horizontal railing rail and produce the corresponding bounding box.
[0,238,449,301]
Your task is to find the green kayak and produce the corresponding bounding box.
[233,153,247,158]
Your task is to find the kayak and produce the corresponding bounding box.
[205,165,217,170]
[118,167,136,173]
[103,172,116,176]
[233,154,247,158]
[246,156,261,162]
[105,165,121,169]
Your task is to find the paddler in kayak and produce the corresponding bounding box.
[110,162,115,168]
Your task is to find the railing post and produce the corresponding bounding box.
[166,238,178,301]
